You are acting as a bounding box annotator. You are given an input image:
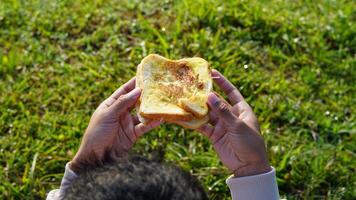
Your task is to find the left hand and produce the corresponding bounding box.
[70,77,161,173]
[195,70,271,177]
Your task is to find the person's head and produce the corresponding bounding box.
[64,155,208,200]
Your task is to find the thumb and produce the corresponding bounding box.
[109,88,141,115]
[207,93,238,125]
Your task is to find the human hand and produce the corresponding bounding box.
[196,70,271,177]
[70,78,161,173]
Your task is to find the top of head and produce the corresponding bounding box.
[136,54,212,128]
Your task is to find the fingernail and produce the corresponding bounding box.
[208,93,220,107]
[211,69,219,76]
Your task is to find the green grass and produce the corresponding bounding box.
[0,0,355,199]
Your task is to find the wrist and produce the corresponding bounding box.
[69,162,81,174]
[70,151,99,174]
[233,161,271,177]
[70,156,86,174]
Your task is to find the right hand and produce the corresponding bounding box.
[71,78,161,173]
[196,69,271,177]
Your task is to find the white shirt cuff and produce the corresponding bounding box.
[46,162,78,200]
[226,167,279,200]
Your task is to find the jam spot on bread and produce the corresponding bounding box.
[164,61,196,84]
[152,59,206,103]
[159,83,184,102]
[196,82,204,89]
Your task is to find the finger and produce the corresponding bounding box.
[132,115,140,125]
[231,104,241,117]
[213,91,231,105]
[210,93,232,125]
[211,69,244,105]
[103,77,136,107]
[233,102,260,132]
[207,93,238,125]
[134,120,162,137]
[210,120,226,144]
[120,112,135,143]
[208,110,218,126]
[196,124,214,138]
[109,88,141,116]
[231,101,253,118]
[111,77,136,99]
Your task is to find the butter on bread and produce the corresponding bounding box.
[136,54,212,129]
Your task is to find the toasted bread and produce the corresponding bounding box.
[136,54,212,129]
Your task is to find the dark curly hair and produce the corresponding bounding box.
[64,156,208,200]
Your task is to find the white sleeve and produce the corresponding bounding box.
[46,163,78,200]
[226,167,279,200]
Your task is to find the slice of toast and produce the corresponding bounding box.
[136,54,212,129]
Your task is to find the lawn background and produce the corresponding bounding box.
[0,0,355,199]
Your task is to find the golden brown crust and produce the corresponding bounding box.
[137,113,208,129]
[169,116,209,129]
[179,99,207,118]
[140,112,194,121]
